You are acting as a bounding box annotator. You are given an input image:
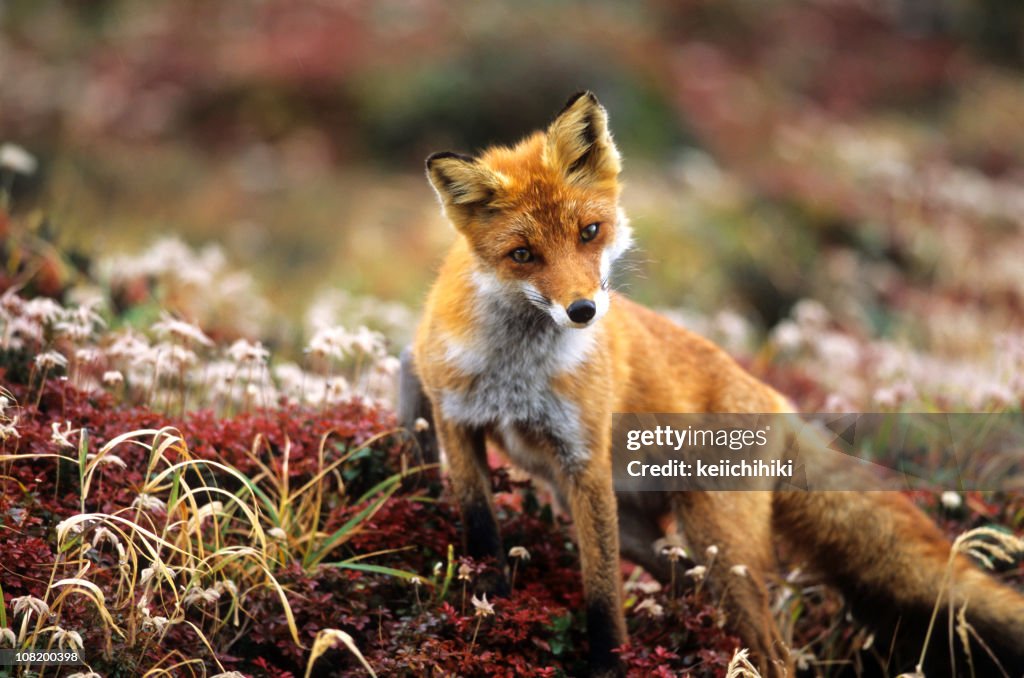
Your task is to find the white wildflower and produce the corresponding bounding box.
[54,319,94,342]
[305,326,351,360]
[102,370,124,385]
[770,320,803,352]
[183,586,221,607]
[12,595,49,619]
[68,302,106,329]
[51,626,84,651]
[154,343,198,371]
[0,417,20,441]
[413,417,430,433]
[74,347,104,364]
[0,627,15,647]
[349,325,385,356]
[685,565,707,581]
[152,314,213,346]
[213,580,238,597]
[375,355,401,376]
[471,593,495,617]
[35,351,69,370]
[0,289,23,315]
[624,580,662,595]
[51,421,77,448]
[712,310,752,353]
[3,315,44,348]
[793,647,816,671]
[941,491,963,510]
[971,382,1015,410]
[325,377,349,401]
[141,615,170,634]
[139,560,176,587]
[730,564,749,578]
[873,381,916,409]
[132,493,167,513]
[661,545,688,562]
[23,298,63,323]
[0,143,37,174]
[227,338,269,364]
[91,526,121,550]
[823,393,856,413]
[814,332,861,370]
[105,331,150,362]
[793,299,830,329]
[633,598,664,618]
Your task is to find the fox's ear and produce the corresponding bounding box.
[425,152,504,221]
[546,91,621,188]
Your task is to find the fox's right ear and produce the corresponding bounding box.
[425,152,505,223]
[546,91,621,190]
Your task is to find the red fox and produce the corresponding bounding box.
[399,91,1024,676]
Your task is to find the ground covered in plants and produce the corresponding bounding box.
[3,1,1024,674]
[1,219,1023,677]
[0,309,747,677]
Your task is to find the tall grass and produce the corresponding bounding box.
[1,417,420,676]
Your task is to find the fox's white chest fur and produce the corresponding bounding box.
[438,276,595,472]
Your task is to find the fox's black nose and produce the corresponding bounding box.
[566,299,597,324]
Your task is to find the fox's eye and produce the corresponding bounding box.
[510,248,534,263]
[581,223,600,242]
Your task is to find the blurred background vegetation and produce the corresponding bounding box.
[2,0,1024,361]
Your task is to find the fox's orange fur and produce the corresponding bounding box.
[400,92,1024,676]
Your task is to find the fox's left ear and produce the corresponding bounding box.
[546,91,621,188]
[425,152,506,227]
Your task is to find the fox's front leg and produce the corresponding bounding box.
[562,443,626,676]
[434,410,508,593]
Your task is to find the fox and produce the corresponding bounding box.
[399,91,1024,676]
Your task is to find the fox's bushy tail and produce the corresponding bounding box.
[773,489,1024,676]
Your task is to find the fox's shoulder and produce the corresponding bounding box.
[605,293,792,413]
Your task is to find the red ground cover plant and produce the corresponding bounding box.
[0,375,748,677]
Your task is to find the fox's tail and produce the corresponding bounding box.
[773,489,1024,676]
[397,346,438,466]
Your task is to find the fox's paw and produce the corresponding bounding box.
[473,568,510,598]
[589,658,624,678]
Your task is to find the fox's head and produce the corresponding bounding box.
[426,91,632,329]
